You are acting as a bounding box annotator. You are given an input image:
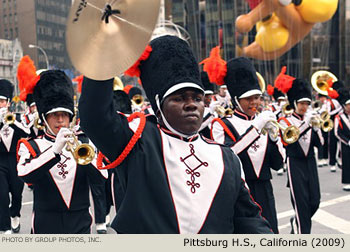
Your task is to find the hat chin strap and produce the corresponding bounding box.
[155,95,196,139]
[42,114,56,136]
[234,96,244,113]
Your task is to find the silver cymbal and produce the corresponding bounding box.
[66,0,160,80]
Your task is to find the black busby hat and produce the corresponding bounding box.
[336,88,350,106]
[26,93,35,107]
[201,71,214,95]
[224,57,262,99]
[128,86,142,99]
[114,90,132,114]
[332,80,344,92]
[286,79,312,108]
[125,35,204,112]
[33,70,74,121]
[272,88,285,101]
[0,79,14,100]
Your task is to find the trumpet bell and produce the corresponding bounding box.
[282,103,293,116]
[4,113,16,124]
[312,100,322,111]
[131,94,144,106]
[283,125,300,145]
[74,143,96,166]
[34,117,45,130]
[321,119,334,132]
[311,70,337,96]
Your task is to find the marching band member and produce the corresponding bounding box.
[267,84,287,119]
[0,79,30,234]
[208,56,285,234]
[316,93,329,167]
[327,81,344,172]
[276,74,324,234]
[16,70,107,234]
[79,35,272,234]
[21,94,43,138]
[198,71,217,139]
[333,88,350,191]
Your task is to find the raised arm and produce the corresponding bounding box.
[78,77,133,162]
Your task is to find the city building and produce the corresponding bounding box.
[0,0,72,73]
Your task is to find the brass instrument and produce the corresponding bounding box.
[312,100,323,111]
[282,102,294,116]
[310,111,334,132]
[131,94,144,107]
[66,0,161,80]
[4,112,16,124]
[65,133,95,165]
[256,72,266,93]
[311,70,338,96]
[261,120,300,144]
[113,76,124,91]
[34,116,45,130]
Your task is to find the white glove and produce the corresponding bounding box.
[52,128,74,154]
[279,0,291,6]
[348,140,350,146]
[304,110,318,125]
[252,110,276,132]
[209,101,221,115]
[0,107,7,122]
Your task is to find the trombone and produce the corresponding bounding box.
[65,133,95,165]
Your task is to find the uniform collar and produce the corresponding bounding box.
[44,131,56,142]
[233,109,255,121]
[159,125,199,142]
[292,112,303,120]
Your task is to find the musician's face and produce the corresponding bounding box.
[0,99,8,108]
[295,101,310,116]
[238,94,261,117]
[46,111,70,135]
[29,104,37,114]
[160,88,204,135]
[204,94,212,107]
[344,104,350,114]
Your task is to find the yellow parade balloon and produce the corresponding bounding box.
[255,13,289,52]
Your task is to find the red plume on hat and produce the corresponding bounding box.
[124,45,153,78]
[274,66,295,94]
[199,46,227,86]
[17,55,40,101]
[325,78,339,98]
[267,84,274,96]
[72,75,84,94]
[327,88,339,99]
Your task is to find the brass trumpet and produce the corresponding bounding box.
[282,102,294,116]
[215,106,233,117]
[4,112,16,124]
[312,100,323,111]
[34,116,45,130]
[310,111,334,132]
[65,134,95,165]
[131,94,144,106]
[261,120,300,144]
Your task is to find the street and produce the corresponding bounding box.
[15,163,350,234]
